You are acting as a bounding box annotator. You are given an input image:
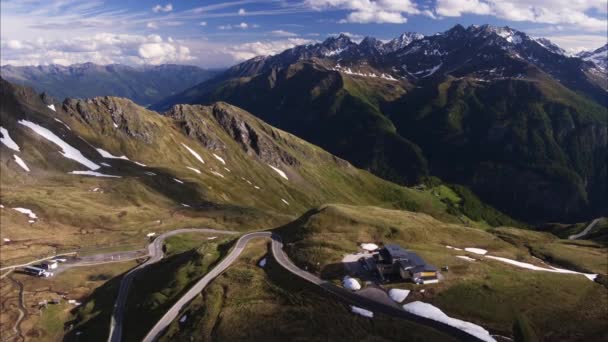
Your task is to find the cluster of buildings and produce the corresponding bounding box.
[372,244,439,284]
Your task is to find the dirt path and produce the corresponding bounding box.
[4,275,26,342]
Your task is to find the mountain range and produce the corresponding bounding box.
[153,24,608,223]
[0,63,219,106]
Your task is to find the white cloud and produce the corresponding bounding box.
[218,22,252,30]
[271,30,298,37]
[238,8,246,15]
[540,34,608,53]
[152,3,173,13]
[435,0,608,32]
[225,38,315,61]
[146,22,158,29]
[200,21,207,26]
[1,33,194,66]
[306,0,419,24]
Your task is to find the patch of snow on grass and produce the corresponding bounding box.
[342,276,361,291]
[18,120,100,170]
[146,232,156,237]
[402,301,495,342]
[210,170,225,178]
[134,161,147,167]
[254,186,260,189]
[485,256,597,281]
[13,208,37,220]
[173,178,184,184]
[350,306,373,318]
[181,143,205,164]
[213,153,226,165]
[181,203,191,207]
[388,289,410,303]
[187,167,201,174]
[54,118,71,130]
[144,171,156,176]
[69,171,121,178]
[223,167,231,172]
[112,122,118,128]
[96,148,129,160]
[13,155,30,172]
[1,126,20,151]
[360,243,378,251]
[3,238,10,242]
[268,164,288,180]
[281,198,290,205]
[446,245,463,251]
[100,162,111,167]
[465,248,487,255]
[207,236,217,240]
[47,104,56,112]
[456,256,476,262]
[258,258,267,267]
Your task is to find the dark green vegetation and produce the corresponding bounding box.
[159,239,457,342]
[156,25,608,223]
[276,204,608,340]
[1,63,219,106]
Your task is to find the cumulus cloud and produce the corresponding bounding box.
[238,8,246,15]
[435,0,608,32]
[540,34,608,53]
[152,3,173,13]
[306,0,419,24]
[1,33,194,66]
[225,38,315,61]
[200,21,207,26]
[147,22,158,29]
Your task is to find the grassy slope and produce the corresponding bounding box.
[159,239,457,342]
[276,204,607,340]
[0,79,456,265]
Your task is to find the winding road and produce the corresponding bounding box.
[107,228,238,342]
[568,218,601,240]
[141,232,486,342]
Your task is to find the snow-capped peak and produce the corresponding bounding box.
[384,32,424,52]
[577,43,608,71]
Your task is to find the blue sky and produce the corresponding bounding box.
[1,0,606,67]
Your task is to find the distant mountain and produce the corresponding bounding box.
[154,24,608,223]
[383,32,425,53]
[578,44,608,71]
[0,63,220,106]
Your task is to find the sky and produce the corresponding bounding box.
[1,0,606,68]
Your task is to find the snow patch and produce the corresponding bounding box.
[446,245,463,251]
[69,170,121,178]
[186,166,201,174]
[281,198,290,205]
[350,306,374,318]
[207,236,217,240]
[268,164,288,180]
[388,289,410,303]
[342,276,361,291]
[210,170,225,178]
[0,126,20,151]
[96,148,129,160]
[402,301,495,342]
[456,255,476,262]
[181,203,191,207]
[144,171,156,176]
[47,104,56,112]
[223,167,231,173]
[212,153,226,165]
[173,178,184,184]
[3,238,10,242]
[13,155,30,172]
[134,161,147,167]
[54,118,71,130]
[485,256,597,281]
[465,248,487,255]
[18,120,100,170]
[360,243,379,251]
[182,143,205,164]
[254,186,260,190]
[146,232,156,237]
[100,162,111,167]
[258,258,267,268]
[13,208,37,220]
